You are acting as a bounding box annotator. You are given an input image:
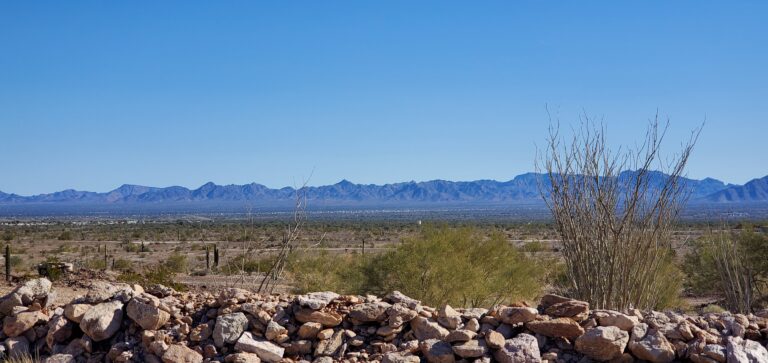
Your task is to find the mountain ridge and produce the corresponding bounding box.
[1,172,766,206]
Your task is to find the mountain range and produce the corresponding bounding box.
[1,172,767,209]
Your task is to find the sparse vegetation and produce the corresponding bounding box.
[288,226,551,307]
[683,227,768,312]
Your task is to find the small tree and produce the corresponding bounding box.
[537,114,700,310]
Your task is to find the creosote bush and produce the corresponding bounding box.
[287,226,551,308]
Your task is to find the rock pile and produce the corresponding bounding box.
[1,278,768,362]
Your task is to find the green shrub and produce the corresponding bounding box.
[112,258,133,271]
[165,253,188,274]
[57,230,73,241]
[117,265,187,291]
[702,304,726,314]
[288,226,550,308]
[683,228,768,312]
[223,254,277,275]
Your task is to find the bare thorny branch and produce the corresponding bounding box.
[257,179,310,294]
[536,112,702,310]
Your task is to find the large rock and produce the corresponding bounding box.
[597,311,638,331]
[0,293,23,315]
[64,303,91,323]
[298,322,322,339]
[387,303,419,328]
[452,339,488,358]
[214,312,249,347]
[162,344,203,363]
[485,330,506,349]
[496,306,539,325]
[628,323,675,363]
[83,281,126,303]
[293,307,342,327]
[126,294,170,330]
[235,332,285,363]
[726,336,768,363]
[437,305,462,329]
[296,292,339,310]
[385,291,421,309]
[3,310,48,337]
[79,300,124,341]
[46,314,74,348]
[349,302,390,322]
[190,322,213,342]
[420,339,455,363]
[16,278,52,304]
[494,333,541,363]
[264,320,287,341]
[545,300,589,321]
[526,317,585,339]
[575,326,629,361]
[314,329,344,356]
[411,316,449,340]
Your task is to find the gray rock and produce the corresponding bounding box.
[411,316,449,340]
[452,339,488,358]
[235,332,285,363]
[79,300,124,342]
[349,302,390,322]
[15,278,52,304]
[726,336,768,363]
[296,292,339,310]
[494,333,541,363]
[575,326,629,361]
[420,338,455,363]
[214,312,249,347]
[628,323,675,363]
[126,294,170,330]
[162,343,203,363]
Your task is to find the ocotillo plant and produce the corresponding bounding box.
[5,245,10,282]
[206,245,210,270]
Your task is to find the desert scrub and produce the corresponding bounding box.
[118,265,187,291]
[683,227,768,312]
[288,226,550,308]
[165,253,188,274]
[223,253,278,275]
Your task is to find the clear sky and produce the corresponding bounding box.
[1,1,766,195]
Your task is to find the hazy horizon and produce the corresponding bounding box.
[2,1,767,194]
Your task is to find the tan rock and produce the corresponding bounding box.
[526,317,585,339]
[162,344,203,363]
[298,322,322,339]
[294,307,342,327]
[3,310,48,337]
[575,326,629,361]
[64,304,91,323]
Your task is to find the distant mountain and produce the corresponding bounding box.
[1,171,762,209]
[706,175,768,202]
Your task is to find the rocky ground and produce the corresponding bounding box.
[0,277,767,363]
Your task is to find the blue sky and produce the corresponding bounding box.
[1,1,766,195]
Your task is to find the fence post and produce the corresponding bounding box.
[104,245,108,270]
[214,245,219,268]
